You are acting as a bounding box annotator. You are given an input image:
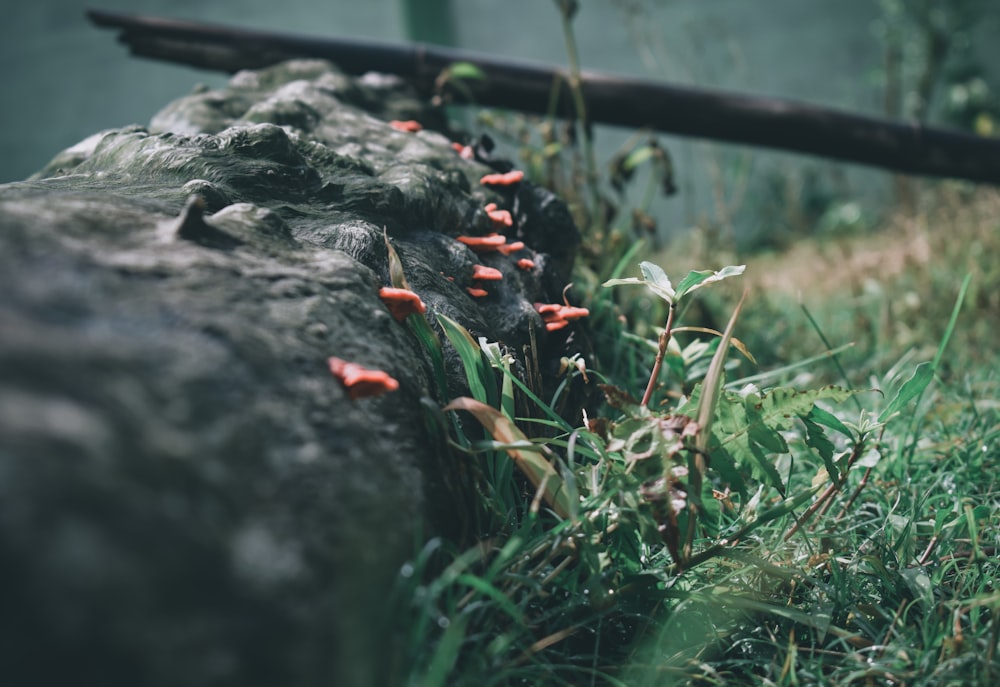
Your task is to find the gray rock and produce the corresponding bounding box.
[0,60,583,686]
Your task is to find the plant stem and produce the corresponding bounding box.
[641,303,676,407]
[555,1,602,230]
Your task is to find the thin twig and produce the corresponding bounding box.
[641,303,676,407]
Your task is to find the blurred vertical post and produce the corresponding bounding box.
[399,0,456,46]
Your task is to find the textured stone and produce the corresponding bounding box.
[0,60,583,686]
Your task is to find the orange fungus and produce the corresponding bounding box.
[471,264,503,281]
[389,119,422,132]
[480,170,524,186]
[451,142,474,159]
[328,357,399,400]
[497,241,525,256]
[457,233,507,251]
[484,203,513,229]
[378,287,426,321]
[533,301,590,332]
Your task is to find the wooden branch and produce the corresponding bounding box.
[88,8,1000,184]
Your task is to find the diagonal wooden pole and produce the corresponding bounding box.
[88,8,1000,185]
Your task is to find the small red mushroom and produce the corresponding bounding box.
[558,306,590,320]
[378,287,426,321]
[451,142,474,160]
[466,287,489,298]
[456,233,507,252]
[390,119,422,132]
[328,357,399,400]
[497,240,525,256]
[471,264,503,281]
[533,302,590,332]
[480,170,525,186]
[516,257,536,271]
[484,203,513,229]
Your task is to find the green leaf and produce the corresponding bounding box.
[622,145,656,171]
[674,265,746,300]
[808,404,854,439]
[639,261,676,302]
[446,61,486,80]
[695,292,746,455]
[419,612,470,687]
[438,313,495,407]
[602,262,675,303]
[801,413,839,482]
[693,384,855,496]
[878,361,933,423]
[443,397,572,519]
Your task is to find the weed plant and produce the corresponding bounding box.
[381,4,998,684]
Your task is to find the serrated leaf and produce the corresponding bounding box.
[674,265,745,300]
[878,361,934,423]
[801,413,839,482]
[443,397,571,519]
[808,405,854,439]
[708,385,855,496]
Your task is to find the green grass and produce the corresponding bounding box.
[378,178,1000,685]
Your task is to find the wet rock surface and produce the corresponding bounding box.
[0,60,583,686]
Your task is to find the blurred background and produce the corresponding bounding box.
[5,0,999,246]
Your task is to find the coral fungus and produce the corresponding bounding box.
[484,203,513,229]
[497,241,525,256]
[451,142,474,160]
[378,287,426,321]
[328,357,399,399]
[471,264,503,281]
[516,258,536,271]
[389,119,422,132]
[480,170,524,186]
[457,233,507,252]
[533,302,590,332]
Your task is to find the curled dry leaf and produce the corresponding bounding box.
[443,396,571,518]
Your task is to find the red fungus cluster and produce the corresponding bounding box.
[378,287,426,321]
[451,142,474,160]
[484,202,513,229]
[496,240,525,256]
[456,233,507,252]
[480,170,524,187]
[533,302,590,332]
[328,357,399,399]
[471,264,503,281]
[389,119,422,132]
